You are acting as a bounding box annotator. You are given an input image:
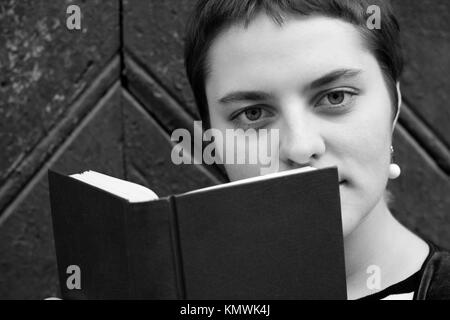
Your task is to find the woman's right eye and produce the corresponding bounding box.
[244,108,262,121]
[231,106,275,128]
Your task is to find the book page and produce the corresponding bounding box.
[70,166,318,202]
[185,166,317,195]
[70,171,159,203]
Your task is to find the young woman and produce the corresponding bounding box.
[184,0,450,299]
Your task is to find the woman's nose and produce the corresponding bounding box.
[278,111,326,167]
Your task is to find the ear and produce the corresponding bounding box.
[392,82,402,133]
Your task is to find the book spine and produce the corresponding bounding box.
[124,198,180,299]
[168,195,186,299]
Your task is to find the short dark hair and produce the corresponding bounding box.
[184,0,403,126]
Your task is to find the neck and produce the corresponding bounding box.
[344,198,429,299]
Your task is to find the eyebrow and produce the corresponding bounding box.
[217,68,362,105]
[218,90,272,105]
[309,68,362,90]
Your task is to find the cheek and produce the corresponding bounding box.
[357,113,391,178]
[337,117,391,236]
[353,122,390,173]
[206,117,266,181]
[224,163,261,181]
[343,88,392,161]
[223,132,274,181]
[336,105,392,210]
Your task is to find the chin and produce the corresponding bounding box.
[340,193,381,238]
[341,208,363,238]
[339,190,369,238]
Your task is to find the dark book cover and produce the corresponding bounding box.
[48,166,347,300]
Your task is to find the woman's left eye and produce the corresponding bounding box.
[316,90,356,108]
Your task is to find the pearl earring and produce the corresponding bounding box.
[388,145,401,179]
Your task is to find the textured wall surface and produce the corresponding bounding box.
[0,0,448,299]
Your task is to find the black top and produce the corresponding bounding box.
[358,241,450,300]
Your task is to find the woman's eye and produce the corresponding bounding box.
[244,108,262,121]
[231,106,274,128]
[328,92,345,105]
[316,90,356,108]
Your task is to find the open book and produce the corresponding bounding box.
[48,166,346,300]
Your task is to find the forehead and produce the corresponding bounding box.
[206,14,374,95]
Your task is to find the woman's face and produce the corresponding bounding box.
[204,14,394,237]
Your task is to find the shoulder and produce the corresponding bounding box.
[417,242,450,300]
